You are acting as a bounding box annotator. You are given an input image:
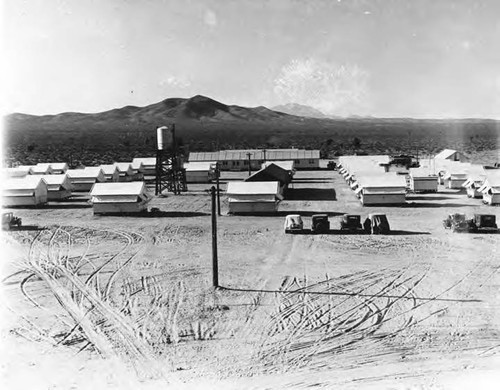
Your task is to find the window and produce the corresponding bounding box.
[308,159,315,164]
[294,160,300,164]
[244,160,249,165]
[222,161,228,166]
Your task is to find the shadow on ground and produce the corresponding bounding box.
[286,188,337,201]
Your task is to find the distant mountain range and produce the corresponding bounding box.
[271,103,330,119]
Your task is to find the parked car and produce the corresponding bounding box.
[284,214,304,234]
[2,212,22,230]
[340,214,363,232]
[366,213,391,234]
[467,214,497,233]
[311,214,330,233]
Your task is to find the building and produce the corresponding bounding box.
[2,167,31,179]
[39,174,73,200]
[462,166,487,198]
[36,162,69,174]
[113,162,136,182]
[67,168,105,192]
[478,172,500,205]
[30,164,54,175]
[99,164,120,182]
[3,176,48,206]
[442,163,471,189]
[189,149,320,171]
[183,161,217,183]
[409,168,438,193]
[434,149,467,162]
[89,182,152,215]
[355,174,407,206]
[262,160,295,172]
[226,181,283,214]
[244,163,293,195]
[132,158,157,179]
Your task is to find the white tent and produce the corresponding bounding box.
[99,164,120,182]
[31,164,54,175]
[39,174,73,200]
[2,176,48,206]
[113,162,135,182]
[1,167,31,179]
[132,157,157,177]
[226,181,283,214]
[478,172,500,205]
[442,162,471,189]
[183,161,217,183]
[36,162,68,174]
[67,168,105,192]
[356,174,407,206]
[409,167,438,193]
[89,182,152,214]
[462,165,487,198]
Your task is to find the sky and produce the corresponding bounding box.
[3,0,500,118]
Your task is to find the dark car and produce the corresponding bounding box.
[311,214,330,234]
[469,214,497,233]
[340,214,363,232]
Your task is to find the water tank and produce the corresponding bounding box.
[157,126,173,150]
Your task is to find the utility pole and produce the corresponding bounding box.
[246,152,252,176]
[215,163,221,216]
[211,186,219,288]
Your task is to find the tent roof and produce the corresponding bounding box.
[36,162,68,170]
[90,182,147,196]
[409,167,438,177]
[132,157,156,166]
[245,163,292,185]
[113,162,134,173]
[183,161,217,171]
[357,173,407,188]
[434,149,459,160]
[38,174,70,186]
[226,181,281,195]
[67,168,104,178]
[262,160,295,171]
[4,176,46,190]
[99,164,119,174]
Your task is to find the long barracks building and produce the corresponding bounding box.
[188,149,320,171]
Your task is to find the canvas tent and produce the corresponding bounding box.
[409,167,438,193]
[226,181,283,214]
[39,174,73,200]
[132,158,157,178]
[67,168,105,192]
[99,164,120,182]
[183,161,217,183]
[89,182,152,215]
[36,162,68,174]
[2,176,48,206]
[113,163,136,182]
[478,172,500,205]
[355,174,407,206]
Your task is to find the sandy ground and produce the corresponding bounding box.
[2,167,500,389]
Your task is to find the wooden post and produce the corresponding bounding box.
[246,152,252,176]
[216,163,221,216]
[211,186,219,288]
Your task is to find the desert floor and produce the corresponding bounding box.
[2,167,500,389]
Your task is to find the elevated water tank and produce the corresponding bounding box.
[157,126,173,150]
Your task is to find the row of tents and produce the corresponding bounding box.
[338,149,500,206]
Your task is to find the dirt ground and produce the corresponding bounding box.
[2,166,500,389]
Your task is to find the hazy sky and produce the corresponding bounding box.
[3,0,500,118]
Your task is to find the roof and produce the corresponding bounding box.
[434,149,459,160]
[2,167,30,178]
[189,149,320,162]
[183,161,217,171]
[357,174,407,188]
[31,164,53,174]
[113,162,135,173]
[38,174,71,187]
[37,162,68,171]
[132,157,156,167]
[409,167,438,178]
[226,181,281,195]
[90,182,148,196]
[67,168,104,179]
[245,163,292,185]
[262,160,295,171]
[99,164,119,175]
[4,176,46,190]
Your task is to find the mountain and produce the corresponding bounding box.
[5,95,308,133]
[271,103,329,119]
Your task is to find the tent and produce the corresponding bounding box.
[36,162,68,174]
[89,182,152,215]
[434,149,467,162]
[3,176,48,206]
[39,174,73,200]
[132,157,157,178]
[226,181,283,214]
[183,161,217,183]
[462,165,487,198]
[409,168,438,193]
[442,163,471,189]
[67,168,105,192]
[99,164,120,182]
[2,167,31,179]
[478,172,500,205]
[113,163,135,182]
[355,174,407,206]
[31,164,54,175]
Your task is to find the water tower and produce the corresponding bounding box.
[155,124,187,195]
